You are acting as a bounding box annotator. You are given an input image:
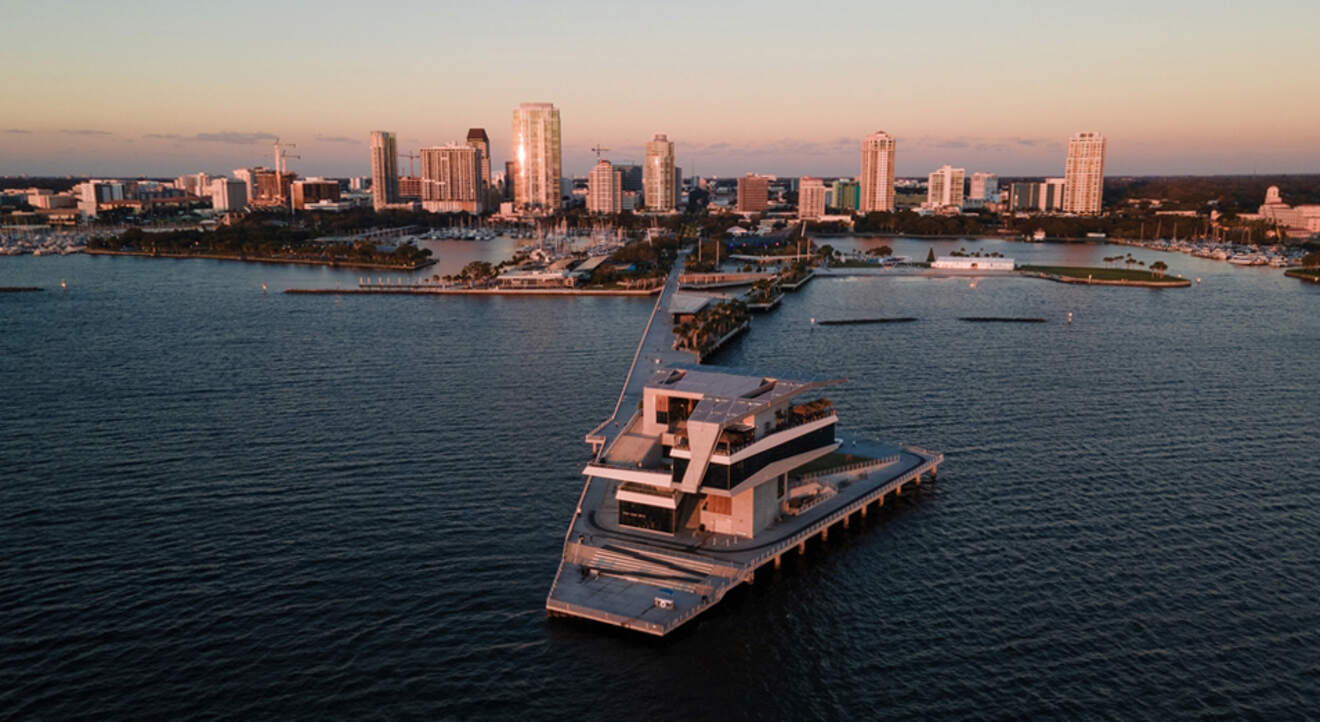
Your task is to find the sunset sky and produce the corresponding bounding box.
[4,0,1317,179]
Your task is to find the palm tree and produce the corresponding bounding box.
[1150,261,1168,278]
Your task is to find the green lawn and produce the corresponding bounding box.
[1019,265,1174,282]
[1285,268,1320,282]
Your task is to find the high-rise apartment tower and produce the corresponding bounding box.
[587,160,622,214]
[370,130,399,210]
[859,131,896,213]
[1063,131,1106,215]
[511,103,562,212]
[644,133,676,211]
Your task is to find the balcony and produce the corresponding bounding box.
[666,400,836,457]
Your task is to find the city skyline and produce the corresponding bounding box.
[3,1,1318,178]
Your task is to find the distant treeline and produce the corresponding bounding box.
[0,177,93,193]
[88,214,432,266]
[1101,175,1320,213]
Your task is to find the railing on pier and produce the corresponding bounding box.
[798,454,899,482]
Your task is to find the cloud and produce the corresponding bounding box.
[143,132,182,140]
[934,140,970,149]
[1015,137,1039,147]
[193,131,277,144]
[61,129,113,136]
[4,128,30,134]
[315,134,360,144]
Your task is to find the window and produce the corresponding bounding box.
[700,424,835,491]
[618,501,676,533]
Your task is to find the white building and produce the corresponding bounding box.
[969,172,999,203]
[232,168,263,203]
[174,173,211,197]
[1257,186,1320,235]
[209,178,247,211]
[644,133,676,211]
[581,367,843,538]
[926,165,965,209]
[587,159,622,214]
[1063,131,1105,215]
[859,131,896,213]
[930,256,1015,271]
[420,143,484,213]
[76,180,125,216]
[511,102,563,212]
[798,177,826,220]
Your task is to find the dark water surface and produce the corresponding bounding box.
[2,239,1318,720]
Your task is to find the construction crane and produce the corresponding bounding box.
[400,151,420,177]
[272,137,299,176]
[590,144,609,159]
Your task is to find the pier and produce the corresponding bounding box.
[547,250,943,637]
[547,445,940,636]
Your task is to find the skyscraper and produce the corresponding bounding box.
[466,128,491,193]
[859,131,896,213]
[926,165,965,208]
[587,159,622,214]
[420,143,484,213]
[370,130,399,210]
[736,173,772,213]
[511,102,562,212]
[799,177,826,220]
[644,133,676,211]
[1063,131,1106,215]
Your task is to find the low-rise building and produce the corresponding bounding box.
[291,179,341,210]
[930,256,1015,271]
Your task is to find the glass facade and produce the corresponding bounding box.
[671,424,835,490]
[618,501,676,534]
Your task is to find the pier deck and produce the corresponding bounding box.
[547,438,941,636]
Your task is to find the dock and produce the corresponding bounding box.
[546,250,944,637]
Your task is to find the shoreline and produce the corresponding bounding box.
[1019,270,1191,288]
[85,248,436,271]
[1284,269,1320,283]
[285,286,662,296]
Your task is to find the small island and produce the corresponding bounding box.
[1018,262,1191,287]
